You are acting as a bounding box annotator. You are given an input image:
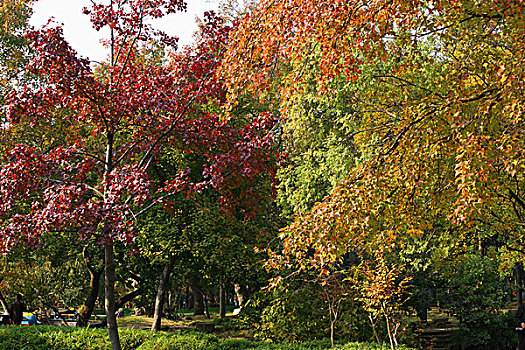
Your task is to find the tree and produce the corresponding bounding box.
[2,0,191,343]
[1,4,279,348]
[0,0,34,154]
[355,252,410,350]
[0,0,33,101]
[225,0,525,287]
[434,252,510,348]
[0,249,88,314]
[216,0,259,24]
[275,56,359,219]
[222,1,525,346]
[0,2,187,349]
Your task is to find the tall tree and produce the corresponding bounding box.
[223,1,525,345]
[1,4,277,349]
[0,0,33,91]
[225,0,525,272]
[0,0,33,143]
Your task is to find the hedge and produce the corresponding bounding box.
[0,326,415,350]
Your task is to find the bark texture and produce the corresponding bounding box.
[191,277,204,316]
[77,265,103,327]
[105,243,121,350]
[219,282,226,319]
[0,278,11,318]
[151,253,176,331]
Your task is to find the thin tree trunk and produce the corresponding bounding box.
[77,266,103,327]
[392,322,400,348]
[327,299,339,347]
[204,294,210,319]
[151,253,176,331]
[167,291,172,311]
[385,315,394,350]
[105,243,121,350]
[383,304,395,350]
[184,285,190,310]
[219,282,226,318]
[102,128,121,349]
[368,313,381,345]
[518,263,524,305]
[330,322,335,347]
[330,309,339,347]
[0,278,11,317]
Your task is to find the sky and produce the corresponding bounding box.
[29,0,220,63]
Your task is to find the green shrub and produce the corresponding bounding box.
[258,285,328,342]
[0,326,50,350]
[137,331,220,350]
[334,343,415,350]
[435,255,514,349]
[0,326,110,350]
[0,326,417,350]
[449,311,515,350]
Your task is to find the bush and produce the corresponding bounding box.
[435,254,514,349]
[0,326,416,350]
[244,282,373,343]
[257,285,328,342]
[449,311,515,350]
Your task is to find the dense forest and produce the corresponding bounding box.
[0,0,524,349]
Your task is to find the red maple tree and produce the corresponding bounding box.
[1,2,277,348]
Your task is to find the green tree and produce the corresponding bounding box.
[276,57,359,219]
[0,0,34,152]
[0,0,32,95]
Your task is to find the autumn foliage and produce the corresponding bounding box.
[2,0,525,347]
[223,0,525,275]
[0,2,278,349]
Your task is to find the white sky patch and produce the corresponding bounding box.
[29,0,219,63]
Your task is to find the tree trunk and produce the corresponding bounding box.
[193,291,204,316]
[151,253,176,331]
[327,299,339,347]
[104,243,121,350]
[368,313,381,345]
[385,314,395,350]
[77,266,103,327]
[382,302,395,350]
[518,263,524,305]
[191,277,204,315]
[184,285,190,310]
[174,288,181,313]
[0,278,11,317]
[234,283,247,308]
[204,294,210,319]
[330,319,335,348]
[219,282,226,318]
